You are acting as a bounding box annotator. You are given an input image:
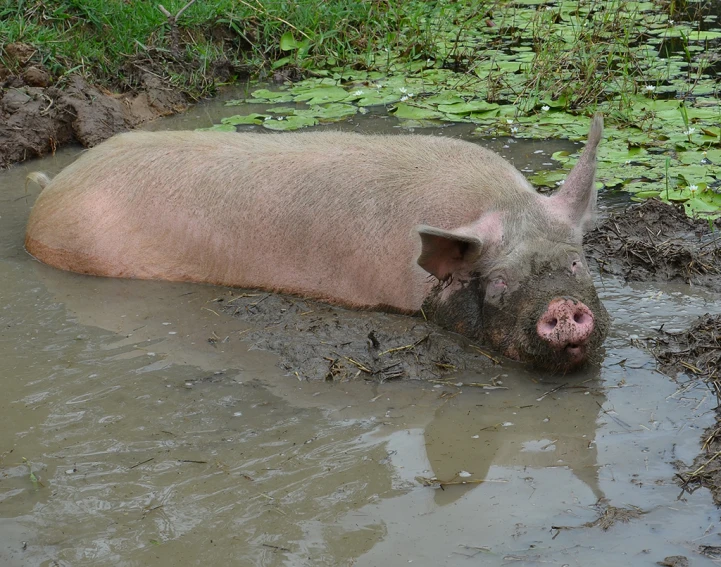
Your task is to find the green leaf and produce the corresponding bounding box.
[310,103,357,121]
[280,31,299,51]
[354,91,403,107]
[246,89,294,103]
[291,86,349,105]
[391,103,444,120]
[220,113,266,125]
[262,115,318,131]
[271,56,292,70]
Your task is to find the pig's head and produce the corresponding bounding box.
[418,114,608,372]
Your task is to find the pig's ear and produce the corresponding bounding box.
[548,113,603,231]
[416,225,483,281]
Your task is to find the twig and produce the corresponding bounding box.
[468,344,501,364]
[378,334,429,356]
[157,0,197,56]
[130,457,154,469]
[536,382,568,402]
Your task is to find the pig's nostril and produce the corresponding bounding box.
[573,311,592,326]
[539,318,558,335]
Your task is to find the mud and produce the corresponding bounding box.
[0,43,188,168]
[651,313,721,504]
[216,290,500,382]
[585,199,721,291]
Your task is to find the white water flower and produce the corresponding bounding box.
[277,116,284,121]
[400,95,409,102]
[669,19,675,25]
[399,87,408,94]
[541,105,550,111]
[353,90,364,96]
[506,119,514,124]
[645,85,655,92]
[686,127,696,135]
[511,126,518,133]
[689,184,699,192]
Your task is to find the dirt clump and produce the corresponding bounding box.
[651,314,721,379]
[657,556,690,567]
[215,291,501,382]
[0,69,187,168]
[585,199,721,291]
[0,42,210,168]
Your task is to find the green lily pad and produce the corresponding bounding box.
[262,115,319,131]
[310,103,358,121]
[291,86,350,105]
[391,103,445,120]
[221,113,266,125]
[245,89,294,104]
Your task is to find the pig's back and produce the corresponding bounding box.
[25,130,534,311]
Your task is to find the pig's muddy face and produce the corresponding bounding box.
[422,239,609,373]
[480,244,609,372]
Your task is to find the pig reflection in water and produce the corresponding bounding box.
[25,116,609,371]
[424,378,604,506]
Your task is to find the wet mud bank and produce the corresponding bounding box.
[215,290,501,383]
[586,199,721,292]
[0,43,193,168]
[589,199,721,504]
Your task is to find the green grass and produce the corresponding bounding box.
[0,0,454,96]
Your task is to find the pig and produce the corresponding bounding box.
[25,114,609,372]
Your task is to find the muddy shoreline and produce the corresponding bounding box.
[0,42,205,168]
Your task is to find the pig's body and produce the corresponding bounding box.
[26,121,609,371]
[25,131,533,310]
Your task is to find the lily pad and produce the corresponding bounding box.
[262,115,319,131]
[391,103,445,120]
[221,113,266,125]
[291,86,350,105]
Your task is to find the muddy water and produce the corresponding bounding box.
[2,97,721,567]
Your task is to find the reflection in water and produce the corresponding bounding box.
[1,96,721,565]
[424,375,605,507]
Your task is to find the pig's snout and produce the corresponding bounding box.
[537,298,595,360]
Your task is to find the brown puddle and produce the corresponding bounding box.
[1,93,721,566]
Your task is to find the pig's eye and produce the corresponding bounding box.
[487,277,507,300]
[570,258,585,274]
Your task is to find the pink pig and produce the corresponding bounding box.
[25,114,608,371]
